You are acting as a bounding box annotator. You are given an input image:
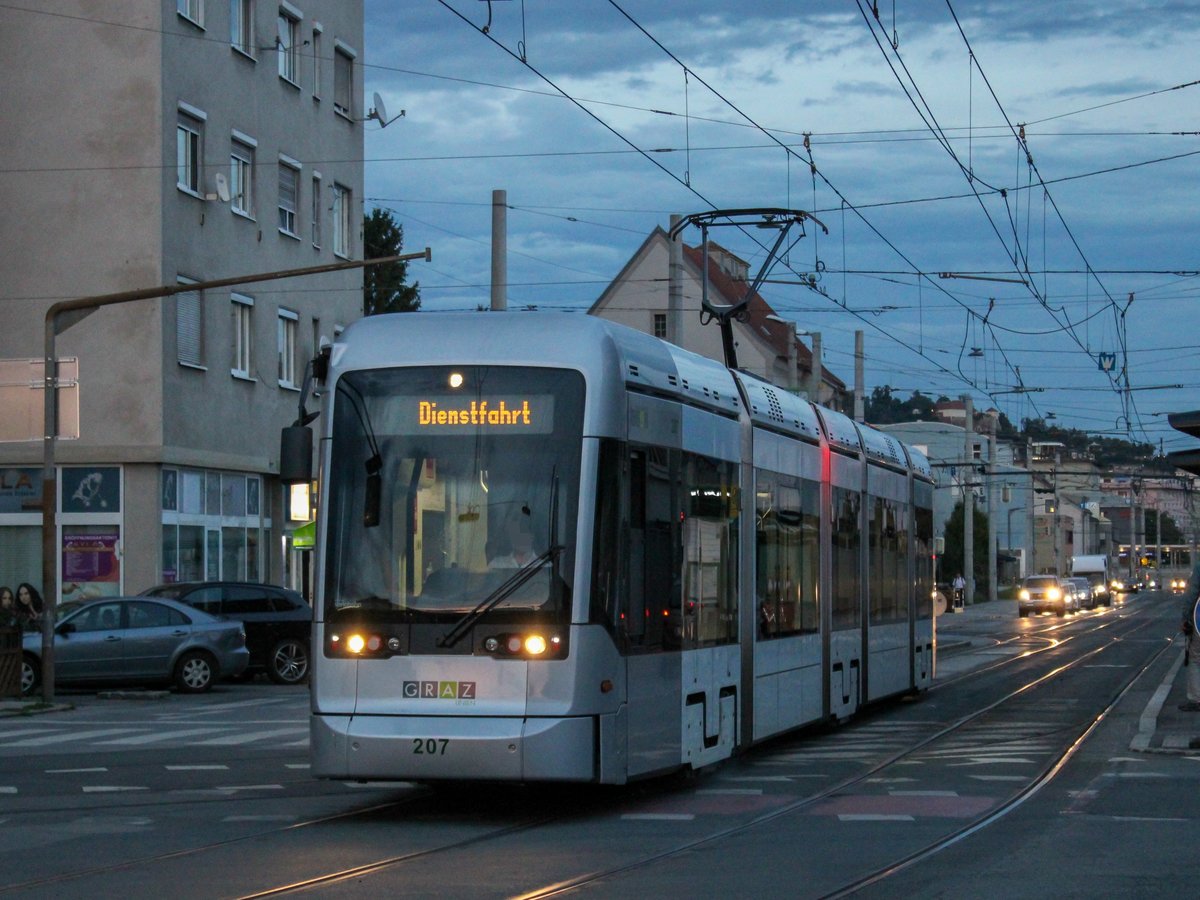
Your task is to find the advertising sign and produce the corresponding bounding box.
[61,466,121,513]
[0,467,41,514]
[61,527,121,601]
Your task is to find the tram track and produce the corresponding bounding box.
[2,603,1172,898]
[221,606,1171,899]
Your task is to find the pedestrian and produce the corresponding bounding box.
[0,585,15,627]
[1180,563,1200,712]
[14,582,43,629]
[952,573,966,603]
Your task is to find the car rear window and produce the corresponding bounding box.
[224,586,274,614]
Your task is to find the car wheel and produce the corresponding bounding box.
[267,638,310,685]
[1019,608,1029,618]
[1056,607,1066,617]
[175,651,216,693]
[20,653,40,697]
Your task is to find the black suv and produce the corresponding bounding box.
[141,582,311,685]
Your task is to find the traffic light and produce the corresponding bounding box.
[1167,410,1200,474]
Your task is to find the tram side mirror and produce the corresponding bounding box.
[280,425,313,485]
[363,453,382,528]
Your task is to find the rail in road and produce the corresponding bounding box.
[0,596,1186,898]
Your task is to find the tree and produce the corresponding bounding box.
[864,386,937,425]
[941,499,990,597]
[363,208,420,315]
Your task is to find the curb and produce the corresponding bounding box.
[0,701,74,717]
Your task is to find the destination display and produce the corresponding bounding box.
[402,395,555,434]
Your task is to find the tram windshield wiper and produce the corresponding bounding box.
[437,545,563,649]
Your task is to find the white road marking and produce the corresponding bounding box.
[621,814,695,821]
[99,729,219,746]
[165,764,229,771]
[82,785,149,793]
[200,728,308,746]
[5,728,136,747]
[46,767,108,773]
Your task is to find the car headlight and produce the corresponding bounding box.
[1047,588,1061,601]
[1019,589,1030,600]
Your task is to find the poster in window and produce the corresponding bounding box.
[62,467,121,513]
[61,526,121,601]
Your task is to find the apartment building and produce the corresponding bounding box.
[0,0,364,602]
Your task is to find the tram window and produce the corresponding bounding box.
[590,439,624,628]
[622,446,679,650]
[869,497,909,624]
[831,487,861,630]
[756,471,819,639]
[681,452,738,648]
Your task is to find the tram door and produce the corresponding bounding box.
[828,462,863,720]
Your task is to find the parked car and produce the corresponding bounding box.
[1018,575,1072,617]
[140,582,311,685]
[1066,576,1095,611]
[21,596,248,696]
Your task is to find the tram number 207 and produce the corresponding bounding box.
[412,738,450,755]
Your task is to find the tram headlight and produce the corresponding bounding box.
[481,632,564,658]
[328,630,400,658]
[524,634,548,655]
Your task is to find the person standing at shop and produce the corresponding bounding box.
[14,582,43,630]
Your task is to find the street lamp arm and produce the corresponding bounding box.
[38,250,432,703]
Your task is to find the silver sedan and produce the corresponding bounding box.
[21,596,249,695]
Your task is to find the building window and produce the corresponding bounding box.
[176,109,204,195]
[231,0,254,56]
[332,183,351,257]
[278,309,298,387]
[653,313,667,339]
[232,293,254,379]
[178,0,203,26]
[277,5,301,84]
[311,173,322,247]
[333,44,354,117]
[177,277,205,368]
[278,157,300,236]
[311,26,322,99]
[230,134,255,217]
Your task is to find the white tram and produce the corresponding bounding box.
[299,312,934,784]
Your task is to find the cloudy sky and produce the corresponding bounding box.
[361,1,1200,454]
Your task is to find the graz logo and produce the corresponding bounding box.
[403,681,476,700]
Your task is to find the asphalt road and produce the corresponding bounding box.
[0,592,1193,898]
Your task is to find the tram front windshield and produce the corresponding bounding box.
[322,365,583,627]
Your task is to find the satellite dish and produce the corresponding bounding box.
[371,92,388,125]
[206,171,231,203]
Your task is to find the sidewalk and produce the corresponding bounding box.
[1133,648,1200,753]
